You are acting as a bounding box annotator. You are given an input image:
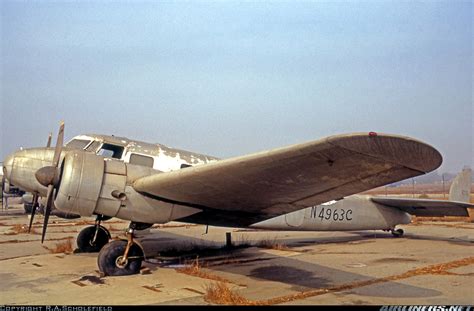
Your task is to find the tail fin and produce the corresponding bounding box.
[448,167,472,203]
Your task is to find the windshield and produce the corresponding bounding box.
[66,139,91,150]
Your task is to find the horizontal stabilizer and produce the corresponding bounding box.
[371,197,473,217]
[449,167,472,203]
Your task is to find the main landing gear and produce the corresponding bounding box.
[390,228,404,238]
[98,222,151,276]
[76,215,111,253]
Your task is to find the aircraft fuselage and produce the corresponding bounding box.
[3,133,410,230]
[251,195,411,231]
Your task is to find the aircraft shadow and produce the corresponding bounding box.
[136,230,442,299]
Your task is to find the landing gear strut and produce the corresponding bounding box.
[97,222,150,276]
[391,228,404,238]
[76,215,111,252]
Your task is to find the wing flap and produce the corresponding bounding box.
[371,197,473,217]
[133,133,442,217]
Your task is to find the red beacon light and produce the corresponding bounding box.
[369,132,378,137]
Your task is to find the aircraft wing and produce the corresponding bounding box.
[371,197,473,217]
[133,133,442,220]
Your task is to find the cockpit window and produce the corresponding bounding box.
[66,139,91,150]
[97,143,124,159]
[86,141,102,152]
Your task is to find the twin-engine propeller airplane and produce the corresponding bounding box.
[3,122,471,276]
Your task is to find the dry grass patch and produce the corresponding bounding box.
[43,238,74,254]
[233,234,252,248]
[204,282,260,305]
[176,257,247,286]
[199,256,474,305]
[256,238,292,251]
[74,220,94,226]
[259,256,474,305]
[397,256,474,277]
[5,224,38,235]
[177,257,234,284]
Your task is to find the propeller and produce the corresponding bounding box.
[27,193,39,233]
[1,166,10,211]
[1,173,5,211]
[27,132,55,233]
[46,132,52,148]
[34,121,65,243]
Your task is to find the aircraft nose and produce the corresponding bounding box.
[2,153,14,181]
[2,148,57,195]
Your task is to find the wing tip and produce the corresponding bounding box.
[326,132,442,174]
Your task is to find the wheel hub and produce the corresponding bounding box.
[115,256,128,269]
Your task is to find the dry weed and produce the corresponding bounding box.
[204,282,259,305]
[192,254,474,305]
[74,220,94,226]
[176,257,243,286]
[5,224,38,235]
[177,258,229,283]
[261,256,474,305]
[256,238,292,251]
[234,234,252,248]
[43,238,74,254]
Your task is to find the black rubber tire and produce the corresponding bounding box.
[392,228,404,238]
[24,203,33,214]
[97,240,144,276]
[76,225,110,253]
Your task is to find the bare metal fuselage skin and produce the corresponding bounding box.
[4,134,409,230]
[251,195,411,231]
[3,134,216,224]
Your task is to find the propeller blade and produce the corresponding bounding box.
[46,132,52,148]
[52,121,64,167]
[28,193,39,233]
[41,185,54,243]
[1,175,4,210]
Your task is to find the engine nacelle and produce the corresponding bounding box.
[55,151,112,217]
[54,150,201,223]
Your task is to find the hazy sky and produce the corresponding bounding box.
[1,1,472,174]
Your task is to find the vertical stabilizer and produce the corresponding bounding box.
[448,167,472,203]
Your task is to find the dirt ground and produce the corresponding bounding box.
[0,199,472,305]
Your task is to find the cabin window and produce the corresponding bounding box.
[86,141,102,152]
[66,139,91,150]
[129,154,154,168]
[97,143,124,159]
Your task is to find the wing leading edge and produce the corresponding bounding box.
[133,133,442,220]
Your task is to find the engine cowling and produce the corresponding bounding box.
[54,150,201,223]
[55,151,126,217]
